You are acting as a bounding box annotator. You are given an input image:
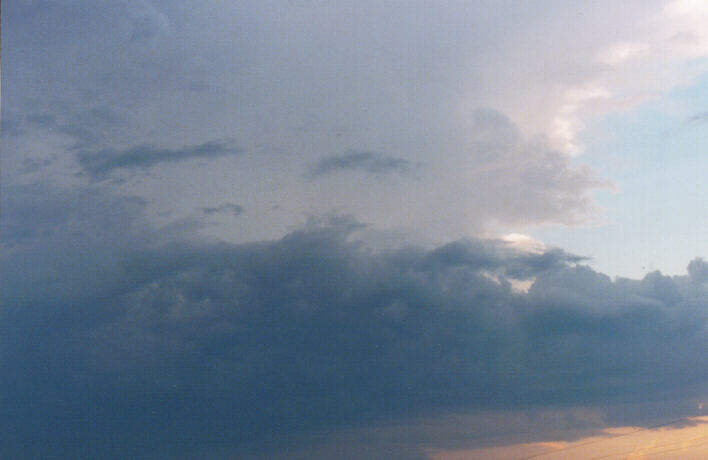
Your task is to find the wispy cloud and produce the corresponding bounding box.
[308,151,414,178]
[688,111,708,123]
[200,202,244,218]
[76,140,243,180]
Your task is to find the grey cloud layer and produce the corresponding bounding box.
[4,0,617,235]
[3,184,708,459]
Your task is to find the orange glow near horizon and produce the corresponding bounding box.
[428,416,708,460]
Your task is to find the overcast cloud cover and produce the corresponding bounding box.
[3,0,708,459]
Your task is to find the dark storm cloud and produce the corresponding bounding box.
[200,203,245,218]
[423,240,587,280]
[76,140,243,180]
[309,150,414,177]
[1,183,156,248]
[3,184,708,459]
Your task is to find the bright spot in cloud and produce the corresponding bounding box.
[502,233,546,254]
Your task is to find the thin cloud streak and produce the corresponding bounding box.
[308,150,415,177]
[688,111,708,122]
[76,140,243,180]
[200,203,244,218]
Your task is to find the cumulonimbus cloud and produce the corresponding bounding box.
[3,184,708,459]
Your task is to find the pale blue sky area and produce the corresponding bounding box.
[536,72,708,279]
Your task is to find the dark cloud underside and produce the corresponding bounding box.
[2,185,708,459]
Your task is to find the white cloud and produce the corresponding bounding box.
[502,233,546,255]
[539,0,708,155]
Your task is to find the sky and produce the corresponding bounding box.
[2,1,708,458]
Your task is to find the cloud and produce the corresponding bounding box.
[688,258,708,283]
[76,140,243,180]
[26,113,57,127]
[23,106,129,151]
[1,117,25,136]
[200,202,244,218]
[1,183,152,246]
[3,185,708,459]
[308,150,414,177]
[0,184,198,311]
[688,111,708,122]
[4,0,642,235]
[452,109,610,226]
[58,124,103,150]
[127,2,169,44]
[5,1,708,457]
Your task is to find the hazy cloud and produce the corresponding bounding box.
[26,113,56,127]
[23,106,128,151]
[128,3,169,44]
[1,117,25,136]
